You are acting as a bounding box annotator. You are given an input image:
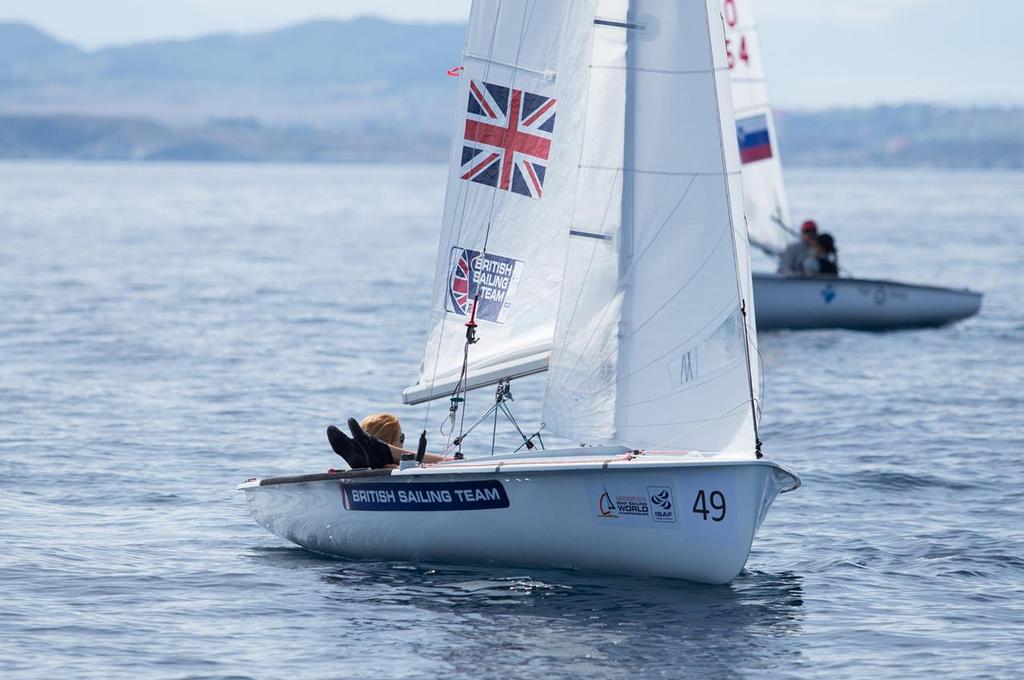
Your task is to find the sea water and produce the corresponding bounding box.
[1,162,1022,678]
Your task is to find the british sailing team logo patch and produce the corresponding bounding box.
[736,113,773,164]
[461,79,556,199]
[446,248,524,324]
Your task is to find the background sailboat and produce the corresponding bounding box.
[241,0,798,584]
[723,0,983,331]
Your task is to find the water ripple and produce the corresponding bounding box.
[1,163,1022,678]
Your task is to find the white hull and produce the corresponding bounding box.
[753,273,982,331]
[240,449,799,585]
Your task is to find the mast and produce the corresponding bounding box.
[613,4,638,442]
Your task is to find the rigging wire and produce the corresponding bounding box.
[421,0,505,448]
[445,1,535,452]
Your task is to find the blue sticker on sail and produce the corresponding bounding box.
[341,480,510,512]
[446,248,525,324]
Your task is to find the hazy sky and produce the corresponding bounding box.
[2,0,1020,107]
[1,0,470,45]
[0,0,929,47]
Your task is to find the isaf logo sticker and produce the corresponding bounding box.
[647,486,677,523]
[446,248,524,324]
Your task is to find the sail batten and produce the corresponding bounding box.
[461,52,557,80]
[403,351,550,406]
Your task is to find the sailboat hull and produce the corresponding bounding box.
[240,457,798,585]
[753,273,982,331]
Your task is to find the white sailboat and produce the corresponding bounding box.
[240,0,799,585]
[723,0,982,331]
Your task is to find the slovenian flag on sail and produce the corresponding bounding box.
[736,114,773,164]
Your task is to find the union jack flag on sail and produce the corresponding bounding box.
[460,80,556,200]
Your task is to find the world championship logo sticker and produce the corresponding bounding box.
[595,487,648,519]
[446,248,524,324]
[598,490,618,518]
[587,480,680,529]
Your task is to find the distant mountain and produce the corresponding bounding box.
[775,105,1024,169]
[0,23,77,67]
[0,20,1021,168]
[0,18,463,86]
[3,106,1021,168]
[0,18,464,132]
[0,114,450,163]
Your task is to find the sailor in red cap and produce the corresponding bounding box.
[777,220,819,275]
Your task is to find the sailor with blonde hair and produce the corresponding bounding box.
[327,413,444,469]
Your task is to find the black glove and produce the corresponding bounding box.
[327,425,369,469]
[347,418,395,469]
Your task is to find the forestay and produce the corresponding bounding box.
[722,0,791,255]
[403,0,596,405]
[542,0,761,455]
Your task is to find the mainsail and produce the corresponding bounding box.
[542,0,761,455]
[405,0,761,457]
[403,0,595,405]
[722,0,792,255]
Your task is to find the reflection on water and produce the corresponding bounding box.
[251,547,804,676]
